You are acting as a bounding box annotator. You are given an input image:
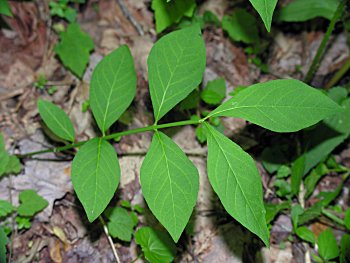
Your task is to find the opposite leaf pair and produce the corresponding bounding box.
[37,25,341,247]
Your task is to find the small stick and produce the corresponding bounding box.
[116,0,144,36]
[99,216,121,263]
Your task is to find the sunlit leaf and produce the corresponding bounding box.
[71,138,120,222]
[148,25,206,122]
[135,227,176,263]
[205,123,269,246]
[38,99,75,142]
[208,79,341,132]
[140,131,199,242]
[90,45,136,133]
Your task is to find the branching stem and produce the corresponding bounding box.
[304,0,347,84]
[17,119,201,158]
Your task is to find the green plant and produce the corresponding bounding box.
[0,0,12,17]
[54,23,94,78]
[13,24,343,254]
[49,0,85,23]
[0,190,48,256]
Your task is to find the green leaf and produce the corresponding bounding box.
[318,229,339,260]
[277,0,338,22]
[72,138,120,222]
[17,190,48,217]
[274,179,292,198]
[249,0,278,32]
[302,97,350,175]
[345,209,350,230]
[0,133,9,177]
[135,227,176,263]
[201,78,226,105]
[151,0,196,33]
[205,123,269,246]
[304,163,329,198]
[90,45,136,133]
[207,79,341,132]
[222,9,259,44]
[195,124,207,143]
[291,204,303,230]
[265,202,290,224]
[340,234,350,263]
[140,131,199,242]
[318,184,343,207]
[16,216,31,230]
[105,207,135,242]
[0,200,14,218]
[5,156,22,175]
[37,99,75,142]
[148,25,206,122]
[291,155,305,195]
[276,165,291,179]
[54,23,94,78]
[0,226,8,263]
[0,0,12,17]
[298,202,323,225]
[180,90,200,110]
[296,226,315,244]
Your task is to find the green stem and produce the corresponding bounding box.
[304,0,347,84]
[17,119,201,158]
[321,209,345,226]
[325,56,350,89]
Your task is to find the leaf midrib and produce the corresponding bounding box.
[101,52,126,132]
[210,104,336,119]
[206,124,263,236]
[155,45,185,122]
[92,139,102,216]
[43,104,73,141]
[156,132,177,233]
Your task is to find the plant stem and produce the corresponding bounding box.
[325,56,350,89]
[321,209,345,226]
[304,0,347,84]
[99,216,121,263]
[17,119,201,158]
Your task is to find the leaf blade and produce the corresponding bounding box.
[54,23,94,78]
[17,190,48,217]
[90,45,137,133]
[222,9,259,44]
[318,228,339,260]
[151,0,196,33]
[71,138,120,222]
[140,131,199,242]
[205,123,269,246]
[135,227,176,263]
[105,207,135,242]
[277,0,338,22]
[249,0,278,32]
[148,25,206,122]
[38,99,75,142]
[208,79,341,132]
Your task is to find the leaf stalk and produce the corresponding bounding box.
[17,119,201,158]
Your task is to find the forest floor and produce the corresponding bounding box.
[0,0,349,262]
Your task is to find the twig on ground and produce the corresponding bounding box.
[116,0,144,36]
[99,216,121,263]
